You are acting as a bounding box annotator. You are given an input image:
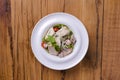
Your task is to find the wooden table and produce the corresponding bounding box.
[0,0,120,80]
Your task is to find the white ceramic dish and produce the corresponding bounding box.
[31,12,89,70]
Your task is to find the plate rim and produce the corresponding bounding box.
[31,12,89,70]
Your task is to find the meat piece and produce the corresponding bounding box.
[61,39,72,49]
[55,27,70,37]
[58,52,64,57]
[65,39,71,45]
[63,48,72,56]
[61,41,66,49]
[70,34,76,43]
[55,37,61,46]
[45,28,55,39]
[58,48,72,57]
[48,46,58,56]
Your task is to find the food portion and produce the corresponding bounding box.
[41,24,76,57]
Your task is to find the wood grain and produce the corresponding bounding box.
[102,0,120,80]
[63,0,103,80]
[0,0,13,80]
[11,0,42,80]
[0,0,120,80]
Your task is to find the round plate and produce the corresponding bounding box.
[31,12,89,70]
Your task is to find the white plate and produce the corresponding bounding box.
[31,12,89,70]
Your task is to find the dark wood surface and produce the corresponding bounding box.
[0,0,120,80]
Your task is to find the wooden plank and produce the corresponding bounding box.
[10,0,64,80]
[102,0,120,80]
[40,0,103,80]
[41,0,65,80]
[63,0,103,80]
[10,0,42,80]
[0,0,13,80]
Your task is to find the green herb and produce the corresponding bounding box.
[46,35,56,44]
[67,44,73,48]
[54,45,61,52]
[69,31,73,35]
[65,31,73,39]
[45,35,61,52]
[42,37,47,42]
